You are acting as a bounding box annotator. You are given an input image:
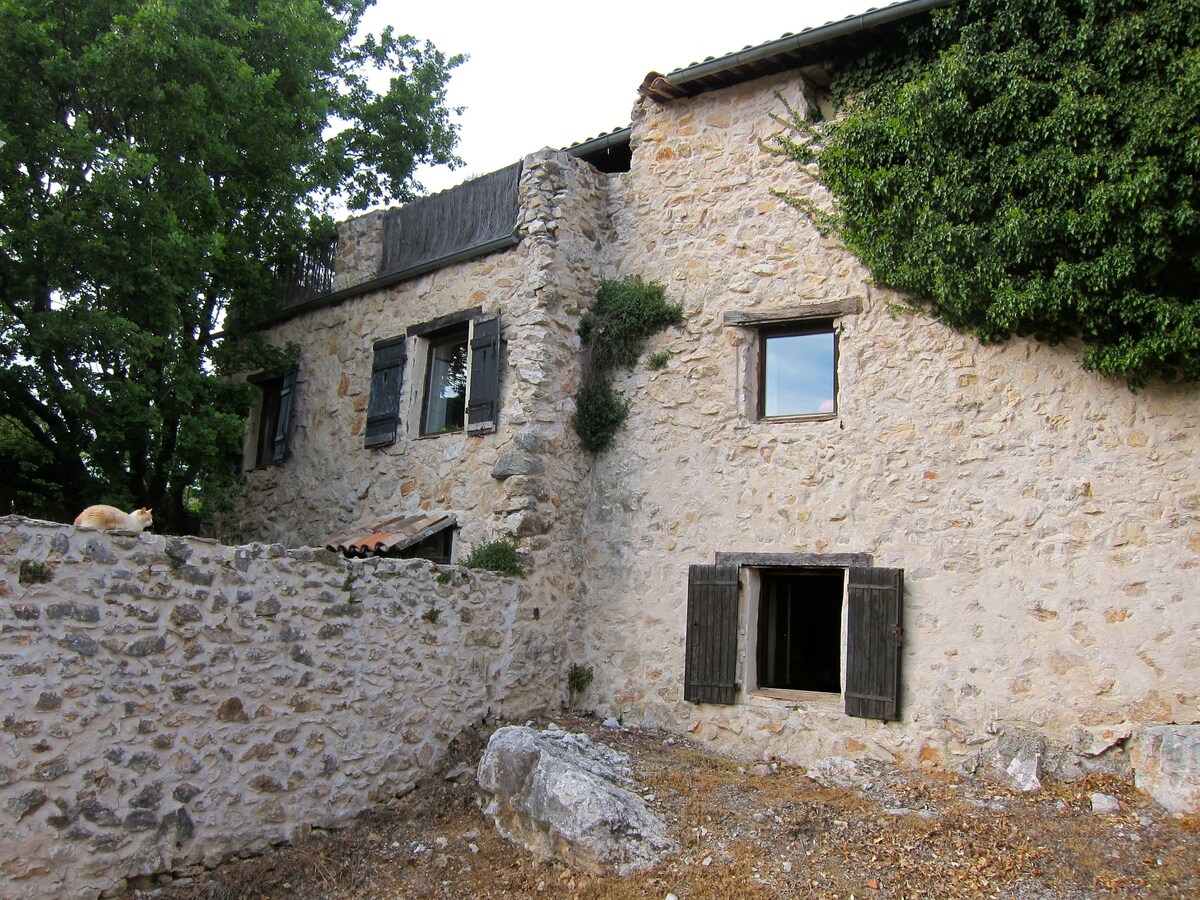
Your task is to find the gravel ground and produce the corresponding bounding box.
[139,714,1199,900]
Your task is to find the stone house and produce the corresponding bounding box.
[229,1,1199,803]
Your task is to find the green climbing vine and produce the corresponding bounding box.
[573,278,683,452]
[772,0,1200,388]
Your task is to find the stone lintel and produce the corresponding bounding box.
[714,551,873,569]
[722,297,863,326]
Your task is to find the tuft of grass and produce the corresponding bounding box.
[567,663,593,696]
[421,606,440,624]
[463,536,525,576]
[647,350,670,370]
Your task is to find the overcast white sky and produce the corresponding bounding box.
[364,1,877,195]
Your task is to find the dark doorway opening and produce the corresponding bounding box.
[757,569,843,693]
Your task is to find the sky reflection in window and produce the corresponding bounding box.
[764,331,835,417]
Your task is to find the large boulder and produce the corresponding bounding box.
[1131,725,1200,814]
[476,725,675,875]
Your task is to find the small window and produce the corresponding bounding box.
[409,310,501,437]
[421,327,469,435]
[250,365,297,467]
[760,324,837,419]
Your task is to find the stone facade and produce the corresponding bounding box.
[231,66,1198,802]
[0,516,554,899]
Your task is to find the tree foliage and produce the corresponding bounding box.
[777,0,1200,387]
[0,0,462,529]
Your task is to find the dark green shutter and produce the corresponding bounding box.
[466,313,500,435]
[684,564,740,705]
[365,337,407,448]
[271,364,298,463]
[845,567,904,721]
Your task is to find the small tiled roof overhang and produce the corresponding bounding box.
[324,513,455,558]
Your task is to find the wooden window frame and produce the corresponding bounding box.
[686,553,903,722]
[756,320,839,422]
[408,308,501,439]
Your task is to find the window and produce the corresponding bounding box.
[408,309,501,438]
[249,365,298,467]
[755,569,843,694]
[422,327,469,434]
[723,299,860,422]
[683,558,904,721]
[760,323,837,419]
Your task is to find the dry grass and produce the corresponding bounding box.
[146,715,1200,900]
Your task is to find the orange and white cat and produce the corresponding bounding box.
[73,505,153,532]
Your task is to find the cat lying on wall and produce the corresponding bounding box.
[73,505,154,532]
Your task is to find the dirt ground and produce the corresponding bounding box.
[138,714,1198,900]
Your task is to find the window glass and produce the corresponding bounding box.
[763,329,836,417]
[422,331,468,434]
[255,376,284,467]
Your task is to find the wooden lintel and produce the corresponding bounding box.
[722,297,863,326]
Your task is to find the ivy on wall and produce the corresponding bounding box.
[573,279,682,452]
[775,0,1200,387]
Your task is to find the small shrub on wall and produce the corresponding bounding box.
[573,278,682,452]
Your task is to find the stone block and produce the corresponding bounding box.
[1131,725,1200,814]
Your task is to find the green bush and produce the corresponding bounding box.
[775,0,1200,387]
[573,278,681,451]
[463,536,525,576]
[573,381,630,453]
[647,350,670,370]
[580,278,683,371]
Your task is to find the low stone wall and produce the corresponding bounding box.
[0,516,552,899]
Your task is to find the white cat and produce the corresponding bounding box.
[73,505,154,532]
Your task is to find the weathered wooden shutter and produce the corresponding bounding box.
[684,564,741,705]
[466,313,500,435]
[271,365,298,463]
[365,337,407,448]
[845,567,904,721]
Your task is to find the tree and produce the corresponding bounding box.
[0,0,462,531]
[777,0,1200,387]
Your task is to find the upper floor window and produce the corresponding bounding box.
[724,298,860,423]
[421,327,469,434]
[760,324,837,419]
[248,365,298,467]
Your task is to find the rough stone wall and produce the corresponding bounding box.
[228,150,617,712]
[577,73,1200,770]
[0,517,547,899]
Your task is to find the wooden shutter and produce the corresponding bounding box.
[365,337,407,448]
[271,364,298,463]
[466,313,501,435]
[845,567,904,721]
[684,564,740,705]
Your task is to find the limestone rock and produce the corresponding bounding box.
[476,725,675,875]
[967,728,1045,792]
[1131,725,1200,814]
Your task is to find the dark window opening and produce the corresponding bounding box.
[398,527,453,564]
[421,327,469,435]
[757,569,843,694]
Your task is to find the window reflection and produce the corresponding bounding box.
[422,332,468,434]
[763,329,836,417]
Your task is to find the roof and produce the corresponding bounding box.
[569,0,951,157]
[324,513,455,558]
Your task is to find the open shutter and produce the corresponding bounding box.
[845,567,904,721]
[684,564,740,705]
[271,364,298,463]
[466,313,500,435]
[365,337,407,448]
